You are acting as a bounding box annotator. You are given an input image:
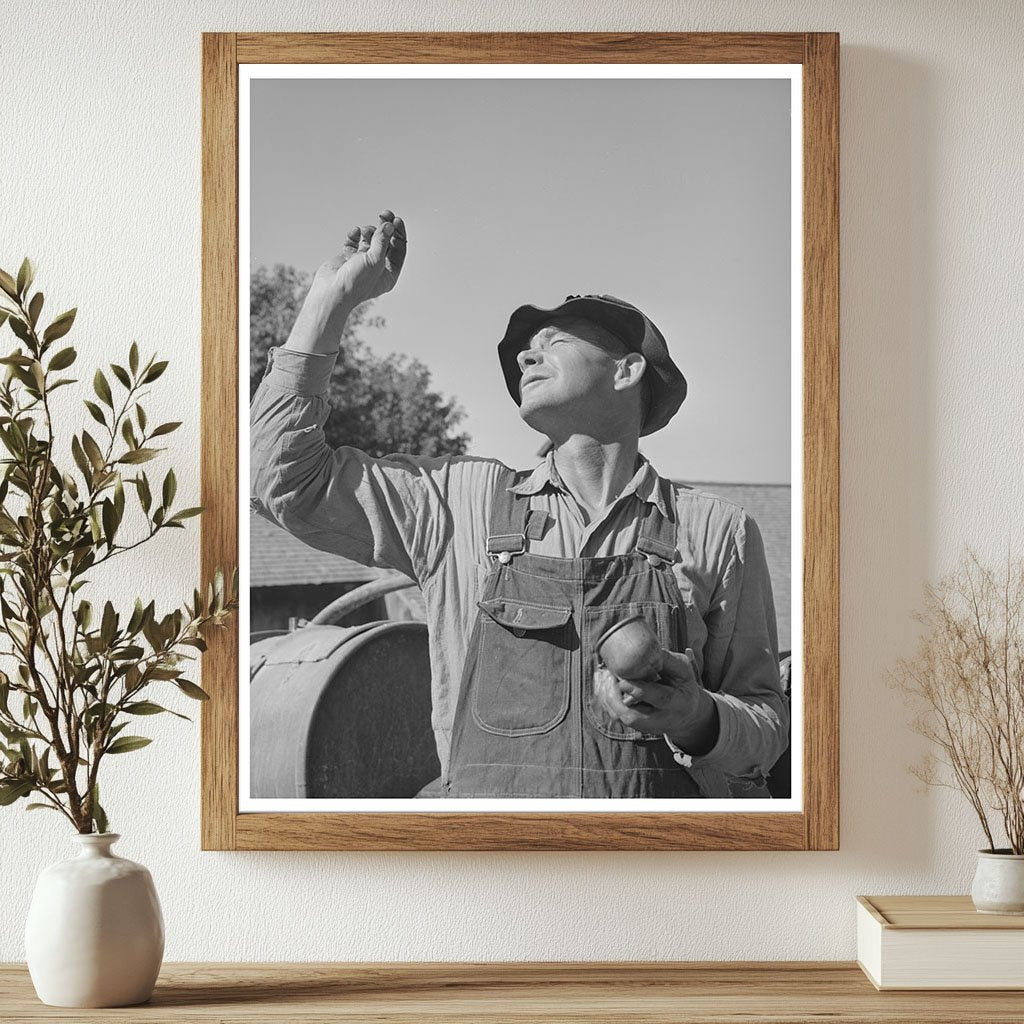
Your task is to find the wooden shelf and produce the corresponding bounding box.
[3,962,1024,1022]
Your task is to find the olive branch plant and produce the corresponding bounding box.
[0,258,236,833]
[893,550,1024,854]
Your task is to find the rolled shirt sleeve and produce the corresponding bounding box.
[683,509,789,798]
[251,346,458,584]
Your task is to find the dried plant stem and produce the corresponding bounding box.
[895,551,1024,854]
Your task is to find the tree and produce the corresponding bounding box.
[250,264,469,458]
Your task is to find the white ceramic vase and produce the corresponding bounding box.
[25,833,164,1007]
[971,849,1024,915]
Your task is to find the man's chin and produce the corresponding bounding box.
[519,403,558,436]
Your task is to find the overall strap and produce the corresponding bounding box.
[635,477,679,567]
[486,469,545,563]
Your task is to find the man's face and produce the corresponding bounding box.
[515,316,636,437]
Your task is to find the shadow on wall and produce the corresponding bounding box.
[839,48,935,866]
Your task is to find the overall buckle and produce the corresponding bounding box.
[486,533,526,564]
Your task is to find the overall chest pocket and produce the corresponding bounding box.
[470,597,573,737]
[584,601,685,741]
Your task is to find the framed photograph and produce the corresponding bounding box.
[201,32,838,850]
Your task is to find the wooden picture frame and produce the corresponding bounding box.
[201,32,839,851]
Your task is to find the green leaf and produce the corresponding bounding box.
[129,342,139,375]
[76,599,93,631]
[121,418,137,449]
[123,700,188,720]
[88,509,102,543]
[83,701,114,728]
[136,404,147,432]
[126,598,145,635]
[105,735,152,755]
[0,269,18,300]
[8,317,32,344]
[168,507,203,524]
[0,722,28,743]
[107,721,129,741]
[27,291,43,328]
[16,258,34,298]
[0,352,33,366]
[71,435,92,482]
[110,644,143,661]
[100,601,117,647]
[118,448,158,465]
[42,308,76,344]
[113,475,125,521]
[93,369,113,408]
[162,468,176,508]
[47,346,76,371]
[142,360,168,383]
[136,473,152,513]
[101,498,116,546]
[150,421,181,438]
[124,701,165,715]
[83,400,106,427]
[91,785,108,834]
[147,666,180,680]
[110,363,131,389]
[0,428,18,459]
[8,620,28,650]
[81,431,104,472]
[176,679,210,701]
[0,779,33,805]
[142,614,161,652]
[26,802,61,813]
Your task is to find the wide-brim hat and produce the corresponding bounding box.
[497,294,687,436]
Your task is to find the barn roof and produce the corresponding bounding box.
[250,514,385,587]
[681,482,792,652]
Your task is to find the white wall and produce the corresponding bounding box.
[2,0,1022,961]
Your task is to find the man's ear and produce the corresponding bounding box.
[613,352,647,393]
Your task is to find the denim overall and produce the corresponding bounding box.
[444,469,701,798]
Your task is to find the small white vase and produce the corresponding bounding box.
[25,833,164,1007]
[971,849,1024,915]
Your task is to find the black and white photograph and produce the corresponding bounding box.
[242,65,801,811]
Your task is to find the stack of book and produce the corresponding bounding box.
[857,895,1024,990]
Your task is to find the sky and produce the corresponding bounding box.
[248,73,793,484]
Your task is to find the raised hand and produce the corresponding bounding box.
[285,210,408,355]
[328,209,407,307]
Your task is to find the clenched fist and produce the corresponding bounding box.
[285,210,408,356]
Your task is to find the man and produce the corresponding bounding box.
[250,210,788,799]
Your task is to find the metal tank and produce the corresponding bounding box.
[249,573,440,799]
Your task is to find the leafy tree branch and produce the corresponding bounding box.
[0,259,236,833]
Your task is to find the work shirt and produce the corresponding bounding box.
[250,347,789,798]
